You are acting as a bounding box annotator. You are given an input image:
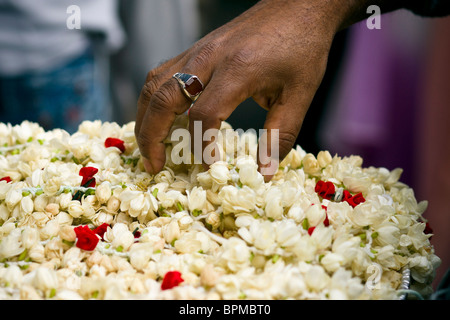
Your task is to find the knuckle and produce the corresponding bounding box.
[277,130,298,156]
[145,68,160,83]
[141,80,159,100]
[190,40,220,69]
[150,82,178,113]
[227,48,255,69]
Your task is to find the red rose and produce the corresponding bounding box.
[308,226,316,236]
[93,223,109,240]
[105,137,125,153]
[343,190,365,208]
[74,225,100,251]
[315,181,335,200]
[351,193,365,206]
[0,176,12,183]
[342,190,352,202]
[161,271,184,290]
[79,166,98,188]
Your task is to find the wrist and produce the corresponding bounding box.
[333,0,407,31]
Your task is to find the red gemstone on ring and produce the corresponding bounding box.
[184,76,203,96]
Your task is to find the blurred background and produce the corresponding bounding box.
[0,0,449,289]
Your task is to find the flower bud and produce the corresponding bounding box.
[0,229,23,259]
[55,211,73,226]
[22,227,40,249]
[33,267,58,292]
[96,181,112,204]
[3,265,23,287]
[302,153,321,176]
[34,194,48,212]
[317,150,332,168]
[20,196,34,215]
[5,188,22,210]
[107,196,120,213]
[86,251,104,269]
[59,225,76,242]
[210,162,230,186]
[305,265,330,291]
[42,177,61,196]
[129,243,153,271]
[45,203,59,216]
[206,212,221,230]
[28,243,45,262]
[68,200,84,218]
[163,220,180,245]
[305,204,326,227]
[321,253,344,272]
[200,264,219,288]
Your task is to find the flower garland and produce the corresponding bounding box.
[0,118,440,300]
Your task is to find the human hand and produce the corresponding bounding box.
[135,0,403,180]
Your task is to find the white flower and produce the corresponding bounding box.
[129,243,153,271]
[215,275,241,300]
[174,230,211,254]
[321,253,344,272]
[21,227,40,249]
[32,267,59,292]
[302,153,321,176]
[2,265,23,287]
[209,161,230,188]
[251,220,276,253]
[305,204,326,227]
[162,219,180,245]
[219,185,257,215]
[406,222,431,251]
[275,220,301,248]
[0,228,23,259]
[304,265,330,291]
[187,186,207,212]
[96,181,112,204]
[28,243,45,263]
[219,237,251,272]
[105,223,134,251]
[264,187,284,220]
[310,224,333,250]
[68,200,84,218]
[68,133,91,159]
[286,205,305,222]
[317,150,332,168]
[40,219,60,240]
[236,156,264,188]
[373,222,400,247]
[5,188,22,210]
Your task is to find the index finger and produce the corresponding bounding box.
[136,78,191,174]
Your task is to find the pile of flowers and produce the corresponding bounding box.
[0,117,440,300]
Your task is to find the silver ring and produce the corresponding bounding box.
[173,72,204,102]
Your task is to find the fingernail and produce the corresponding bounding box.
[142,157,154,174]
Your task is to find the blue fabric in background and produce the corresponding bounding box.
[0,49,109,134]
